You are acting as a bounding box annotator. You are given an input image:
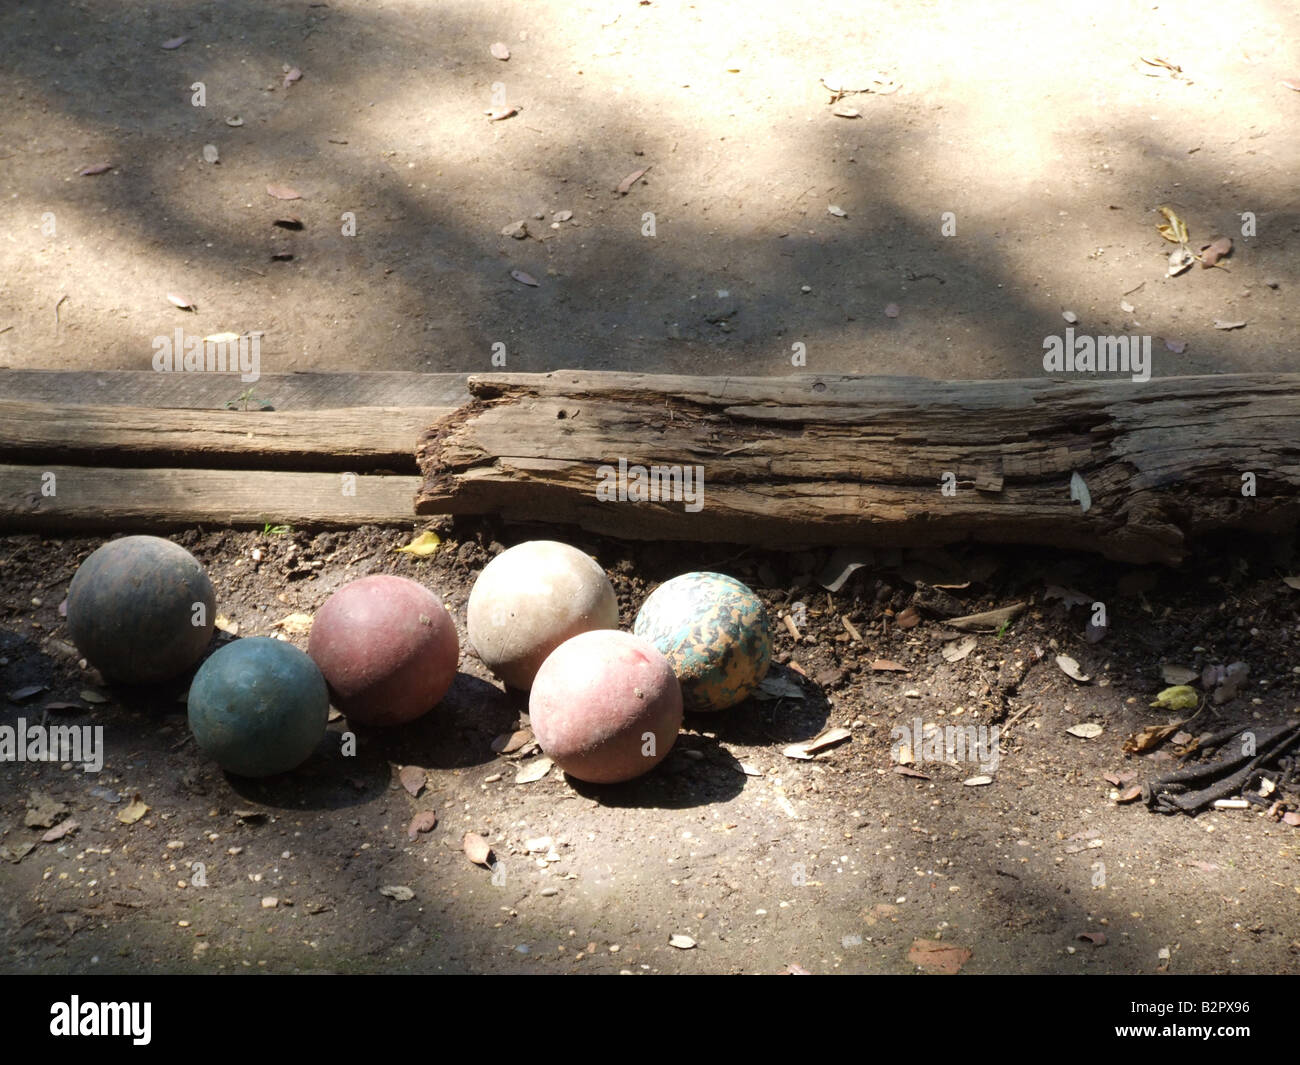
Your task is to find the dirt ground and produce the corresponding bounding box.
[1,0,1299,979]
[0,0,1296,380]
[1,522,1298,975]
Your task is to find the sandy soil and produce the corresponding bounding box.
[0,0,1296,381]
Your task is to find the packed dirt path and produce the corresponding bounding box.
[1,0,1296,383]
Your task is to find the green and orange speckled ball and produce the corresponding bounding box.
[632,572,771,712]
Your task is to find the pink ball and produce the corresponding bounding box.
[308,575,459,726]
[529,630,683,784]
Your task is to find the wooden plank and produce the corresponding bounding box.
[415,370,1300,565]
[0,370,471,410]
[0,402,451,472]
[0,465,420,529]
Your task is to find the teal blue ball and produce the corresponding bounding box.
[187,638,329,777]
[633,572,771,712]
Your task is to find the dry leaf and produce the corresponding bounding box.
[1164,337,1187,353]
[1167,247,1194,277]
[1066,722,1104,739]
[553,210,573,222]
[1116,785,1143,803]
[399,765,426,797]
[510,269,539,287]
[203,332,241,345]
[947,601,1026,632]
[117,795,149,825]
[407,811,437,839]
[1044,585,1092,608]
[42,819,79,843]
[1198,236,1232,267]
[832,105,861,118]
[827,205,847,218]
[907,939,971,974]
[1123,721,1183,754]
[283,67,302,88]
[963,775,993,786]
[1055,654,1091,683]
[1281,78,1300,92]
[1104,770,1138,787]
[1156,205,1189,244]
[225,116,244,127]
[896,606,920,629]
[166,293,196,310]
[515,756,553,783]
[79,689,108,704]
[491,728,534,754]
[490,42,510,60]
[485,106,520,121]
[1213,319,1246,330]
[161,36,188,50]
[884,302,900,318]
[214,614,239,635]
[1150,685,1198,711]
[266,184,302,200]
[394,530,441,557]
[871,658,908,672]
[24,791,68,828]
[273,612,313,634]
[79,163,113,176]
[1283,811,1300,827]
[463,832,493,866]
[783,727,851,760]
[669,934,696,949]
[8,684,46,702]
[756,674,805,699]
[616,167,649,194]
[1281,576,1300,590]
[893,765,931,780]
[380,885,414,901]
[1077,931,1107,946]
[941,636,977,663]
[1161,664,1198,685]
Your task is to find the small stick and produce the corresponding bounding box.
[841,615,863,643]
[782,613,801,642]
[54,294,68,327]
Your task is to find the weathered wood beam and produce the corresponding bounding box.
[415,371,1300,565]
[0,465,420,530]
[0,402,451,472]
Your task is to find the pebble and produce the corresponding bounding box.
[261,896,278,909]
[540,887,558,897]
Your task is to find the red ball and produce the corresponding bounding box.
[529,630,683,784]
[308,575,458,726]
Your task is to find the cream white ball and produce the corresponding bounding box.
[467,540,619,690]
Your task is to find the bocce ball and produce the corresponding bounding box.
[529,630,683,784]
[187,637,329,777]
[633,571,772,712]
[66,535,216,684]
[307,574,459,726]
[467,540,619,691]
